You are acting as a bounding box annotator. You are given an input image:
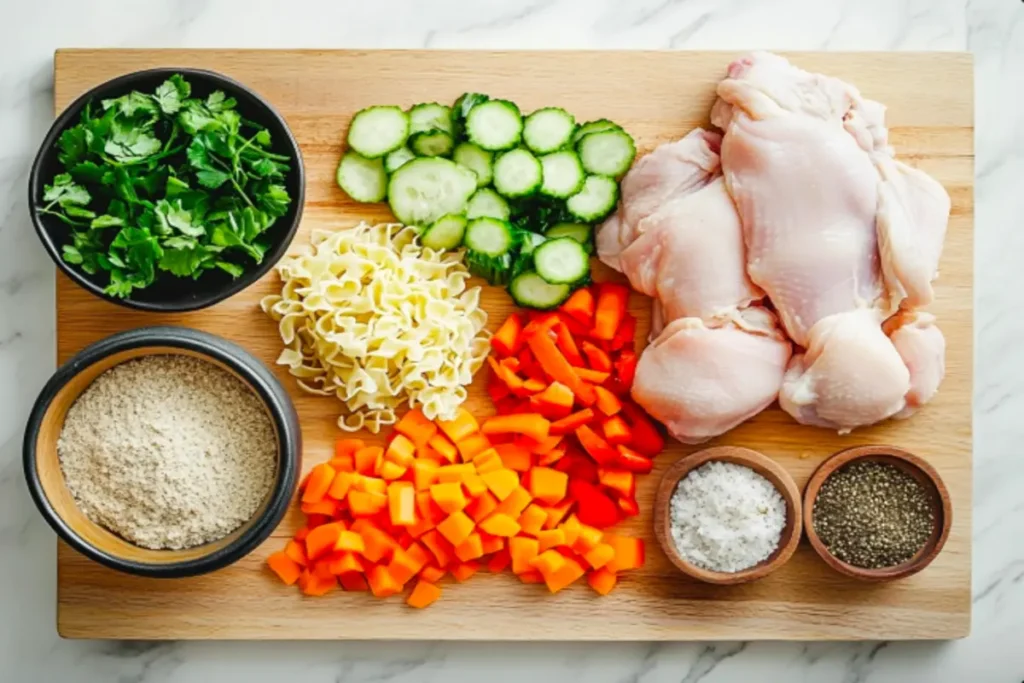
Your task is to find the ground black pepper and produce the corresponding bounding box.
[812,460,935,569]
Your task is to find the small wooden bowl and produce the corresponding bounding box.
[23,326,301,578]
[653,446,803,585]
[803,445,952,582]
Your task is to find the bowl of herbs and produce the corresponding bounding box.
[29,68,304,311]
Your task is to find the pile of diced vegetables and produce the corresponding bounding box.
[266,283,658,605]
[335,93,636,309]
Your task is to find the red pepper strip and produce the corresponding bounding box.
[486,379,510,404]
[526,330,596,406]
[610,313,637,351]
[557,311,591,338]
[555,321,585,367]
[558,454,599,484]
[592,283,630,341]
[550,408,595,436]
[523,312,561,339]
[560,287,595,327]
[620,402,665,457]
[568,480,620,529]
[615,494,640,518]
[613,349,638,388]
[593,385,622,416]
[575,424,619,466]
[615,445,654,474]
[491,313,524,357]
[488,356,525,395]
[581,340,612,373]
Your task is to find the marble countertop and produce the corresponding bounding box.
[1,0,1020,680]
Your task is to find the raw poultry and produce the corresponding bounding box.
[597,52,951,442]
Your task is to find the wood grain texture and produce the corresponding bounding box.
[51,49,973,640]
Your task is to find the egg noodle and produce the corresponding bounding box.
[260,222,490,433]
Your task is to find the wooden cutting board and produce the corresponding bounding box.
[51,49,973,640]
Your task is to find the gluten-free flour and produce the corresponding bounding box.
[57,354,277,550]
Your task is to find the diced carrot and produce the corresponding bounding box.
[267,551,302,585]
[583,542,616,569]
[416,490,446,527]
[407,579,442,608]
[327,551,363,575]
[334,438,365,461]
[479,513,521,537]
[450,561,481,582]
[536,528,566,552]
[573,524,604,554]
[486,549,512,573]
[429,481,468,515]
[456,432,492,461]
[527,466,569,505]
[518,569,545,584]
[367,565,401,598]
[412,460,439,491]
[481,468,520,501]
[526,331,596,406]
[491,312,525,357]
[305,522,344,561]
[561,287,595,326]
[388,546,425,585]
[479,532,505,555]
[355,475,388,496]
[463,490,496,523]
[358,523,399,563]
[517,504,548,536]
[493,485,533,517]
[437,510,475,547]
[329,454,355,473]
[542,500,574,529]
[529,381,575,419]
[510,536,540,574]
[301,463,336,504]
[488,356,527,395]
[348,490,388,517]
[339,572,370,592]
[537,447,566,467]
[598,468,635,499]
[386,434,417,467]
[551,409,596,436]
[575,424,619,465]
[472,449,504,474]
[580,340,612,372]
[301,498,341,517]
[526,434,563,456]
[436,462,476,483]
[436,408,479,443]
[420,529,455,568]
[602,415,632,445]
[620,401,665,457]
[404,542,432,573]
[378,459,407,481]
[593,385,622,416]
[605,535,645,572]
[530,549,566,576]
[574,367,611,384]
[587,567,617,595]
[522,312,561,338]
[454,532,485,562]
[354,446,383,475]
[461,473,488,498]
[326,470,354,500]
[554,321,585,367]
[387,481,417,526]
[395,408,437,448]
[428,433,458,463]
[544,556,585,593]
[593,283,629,340]
[284,539,308,567]
[482,414,551,443]
[298,570,337,596]
[294,525,311,542]
[418,564,446,583]
[615,444,654,474]
[495,443,532,472]
[560,514,582,547]
[334,529,366,554]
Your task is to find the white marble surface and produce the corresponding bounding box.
[0,0,1020,680]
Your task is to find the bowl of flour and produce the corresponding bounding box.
[23,326,301,578]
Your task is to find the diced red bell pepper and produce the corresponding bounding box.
[554,452,599,484]
[523,312,561,338]
[613,349,638,389]
[550,408,595,436]
[615,444,654,474]
[568,480,620,529]
[491,313,524,357]
[620,402,665,457]
[615,494,640,518]
[610,313,637,351]
[557,312,591,338]
[598,468,636,499]
[575,424,619,466]
[487,379,510,404]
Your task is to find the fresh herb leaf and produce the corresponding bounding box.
[91,215,123,229]
[43,174,91,206]
[206,90,237,113]
[57,126,88,166]
[104,123,162,161]
[195,169,231,189]
[153,75,191,114]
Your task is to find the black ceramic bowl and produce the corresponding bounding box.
[28,67,305,312]
[23,326,301,578]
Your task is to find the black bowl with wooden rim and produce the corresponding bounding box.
[803,445,952,581]
[23,326,301,578]
[653,446,803,585]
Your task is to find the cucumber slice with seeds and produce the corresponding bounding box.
[577,129,636,177]
[387,157,477,227]
[384,146,415,173]
[336,151,387,203]
[466,188,510,220]
[539,150,585,198]
[466,100,523,151]
[566,175,619,223]
[545,222,593,252]
[523,107,576,154]
[409,103,453,135]
[410,130,454,157]
[347,106,410,159]
[464,217,517,256]
[493,148,542,198]
[453,142,494,187]
[421,213,467,251]
[533,237,590,285]
[509,271,571,310]
[572,119,623,145]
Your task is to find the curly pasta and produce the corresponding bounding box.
[260,222,490,433]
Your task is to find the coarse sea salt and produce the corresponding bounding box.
[669,461,786,573]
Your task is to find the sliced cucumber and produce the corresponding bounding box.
[410,130,454,157]
[453,142,494,187]
[545,222,593,252]
[421,214,467,251]
[347,106,409,159]
[464,217,517,256]
[452,92,490,139]
[336,151,387,203]
[572,119,623,145]
[566,175,619,223]
[384,146,415,173]
[512,231,547,279]
[577,129,636,177]
[466,188,510,220]
[523,107,576,154]
[509,271,571,310]
[466,250,514,286]
[409,103,453,135]
[466,99,523,151]
[387,157,477,227]
[493,148,542,198]
[533,237,590,285]
[539,150,585,199]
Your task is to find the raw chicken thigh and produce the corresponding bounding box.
[884,311,946,419]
